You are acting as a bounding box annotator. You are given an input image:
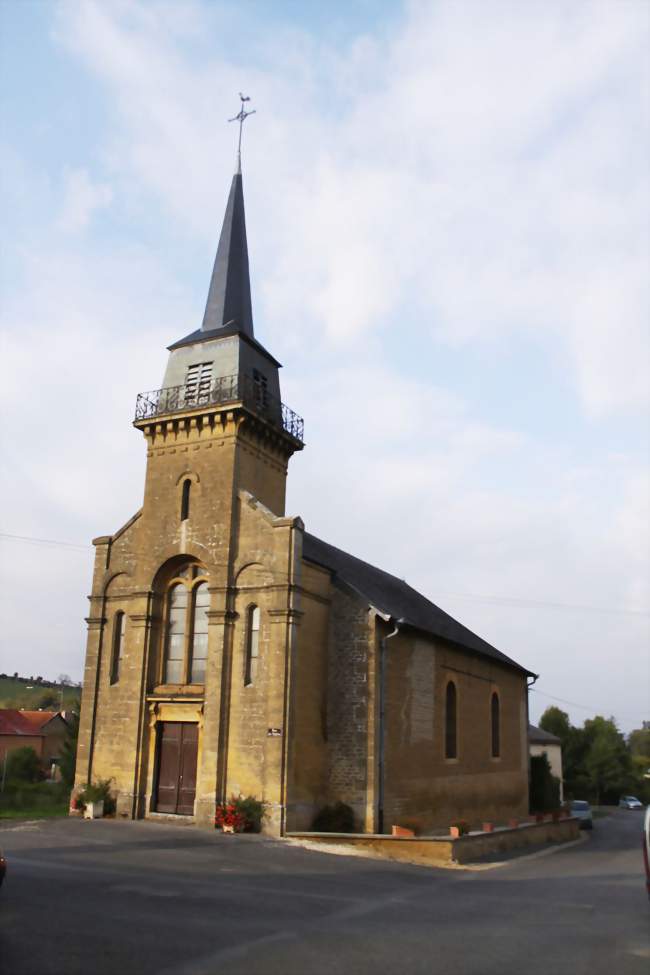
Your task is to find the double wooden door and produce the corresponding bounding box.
[154,722,198,815]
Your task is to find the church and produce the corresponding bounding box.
[74,136,535,836]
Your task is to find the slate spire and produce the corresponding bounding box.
[201,167,254,337]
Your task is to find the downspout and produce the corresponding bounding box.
[525,672,540,808]
[377,617,404,835]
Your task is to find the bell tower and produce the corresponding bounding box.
[75,105,305,831]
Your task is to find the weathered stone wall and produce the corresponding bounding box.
[74,402,300,832]
[285,559,331,831]
[383,628,530,832]
[324,585,374,830]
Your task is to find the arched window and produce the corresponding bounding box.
[180,479,191,521]
[190,583,209,683]
[161,564,209,685]
[445,681,457,759]
[244,605,260,686]
[491,692,500,758]
[110,611,125,684]
[164,584,187,683]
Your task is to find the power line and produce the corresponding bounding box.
[530,687,646,721]
[0,532,90,552]
[1,530,649,618]
[436,590,649,618]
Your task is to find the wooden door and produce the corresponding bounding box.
[155,722,198,815]
[177,723,198,815]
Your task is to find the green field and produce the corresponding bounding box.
[0,676,81,711]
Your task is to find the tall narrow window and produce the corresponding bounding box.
[164,584,187,683]
[491,692,500,758]
[180,479,191,521]
[244,605,260,686]
[445,681,457,759]
[190,583,209,683]
[110,611,125,684]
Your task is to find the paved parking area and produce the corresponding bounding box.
[0,811,648,975]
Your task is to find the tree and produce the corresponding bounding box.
[539,706,571,744]
[37,691,59,710]
[628,726,650,759]
[582,716,632,804]
[58,708,80,789]
[529,753,561,812]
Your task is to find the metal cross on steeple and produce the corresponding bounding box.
[229,93,256,173]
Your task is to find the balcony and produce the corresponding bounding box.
[134,373,304,445]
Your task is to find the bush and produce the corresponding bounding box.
[529,754,561,813]
[0,780,69,816]
[311,801,356,833]
[215,795,265,832]
[5,747,42,784]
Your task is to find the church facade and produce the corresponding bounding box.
[74,159,535,836]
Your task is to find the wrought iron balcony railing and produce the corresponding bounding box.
[134,373,304,444]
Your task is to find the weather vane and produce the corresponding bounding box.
[229,93,256,169]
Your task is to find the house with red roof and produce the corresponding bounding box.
[0,710,69,774]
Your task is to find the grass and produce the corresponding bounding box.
[0,675,80,711]
[0,804,69,820]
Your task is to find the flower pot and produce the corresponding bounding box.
[449,826,460,838]
[507,818,519,829]
[83,800,104,820]
[482,822,494,833]
[392,825,415,838]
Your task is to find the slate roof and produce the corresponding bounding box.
[0,710,63,736]
[528,723,561,745]
[201,171,254,337]
[302,532,534,676]
[167,323,281,367]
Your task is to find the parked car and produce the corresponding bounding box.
[570,799,593,829]
[643,806,650,900]
[619,796,644,810]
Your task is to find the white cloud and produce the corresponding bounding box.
[58,167,113,233]
[1,0,648,728]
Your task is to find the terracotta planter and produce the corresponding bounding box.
[482,822,494,833]
[507,818,519,829]
[391,825,415,838]
[449,826,460,838]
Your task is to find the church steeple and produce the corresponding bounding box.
[200,169,254,337]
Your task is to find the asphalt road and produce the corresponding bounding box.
[0,810,648,975]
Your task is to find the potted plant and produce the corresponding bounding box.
[449,820,470,838]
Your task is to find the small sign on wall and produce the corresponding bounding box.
[267,727,282,737]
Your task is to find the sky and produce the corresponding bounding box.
[0,0,648,732]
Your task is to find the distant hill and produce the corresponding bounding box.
[0,675,81,711]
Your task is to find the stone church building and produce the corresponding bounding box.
[75,157,535,835]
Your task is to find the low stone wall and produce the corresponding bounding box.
[287,817,580,866]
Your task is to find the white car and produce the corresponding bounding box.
[619,795,644,810]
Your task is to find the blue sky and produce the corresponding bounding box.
[0,0,648,731]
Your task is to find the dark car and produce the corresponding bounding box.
[570,799,593,829]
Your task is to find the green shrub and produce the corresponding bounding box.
[234,795,265,833]
[529,754,561,813]
[5,746,42,784]
[311,801,356,833]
